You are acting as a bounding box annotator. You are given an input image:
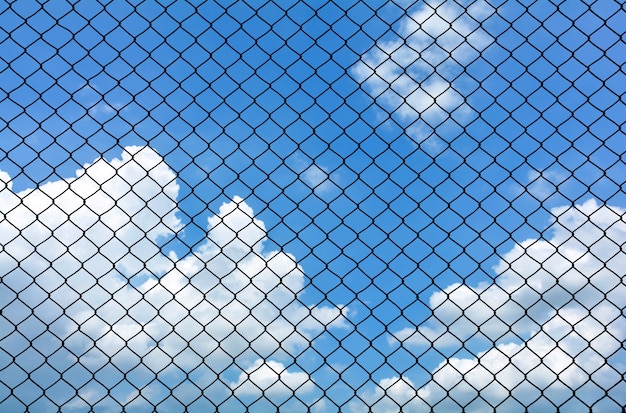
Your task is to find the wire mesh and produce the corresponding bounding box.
[1,1,625,412]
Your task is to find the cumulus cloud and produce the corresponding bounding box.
[0,146,347,411]
[372,199,626,412]
[230,359,315,399]
[352,1,493,143]
[349,376,429,413]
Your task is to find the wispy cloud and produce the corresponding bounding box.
[526,169,569,200]
[302,164,339,194]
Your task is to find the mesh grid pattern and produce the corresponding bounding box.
[1,1,625,412]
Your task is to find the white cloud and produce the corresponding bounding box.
[0,146,347,409]
[1,146,180,280]
[352,1,493,143]
[349,376,429,413]
[230,359,315,399]
[375,199,626,411]
[391,199,626,347]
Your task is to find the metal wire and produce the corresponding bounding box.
[1,1,625,412]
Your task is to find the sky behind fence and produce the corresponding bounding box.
[1,1,625,412]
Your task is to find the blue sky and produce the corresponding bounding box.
[1,1,625,412]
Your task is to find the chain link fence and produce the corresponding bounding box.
[1,1,625,412]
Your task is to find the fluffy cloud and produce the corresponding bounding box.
[371,199,626,412]
[352,0,493,142]
[0,146,346,411]
[391,199,626,347]
[349,376,429,413]
[229,359,315,399]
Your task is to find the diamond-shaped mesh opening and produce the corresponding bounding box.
[1,1,625,412]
